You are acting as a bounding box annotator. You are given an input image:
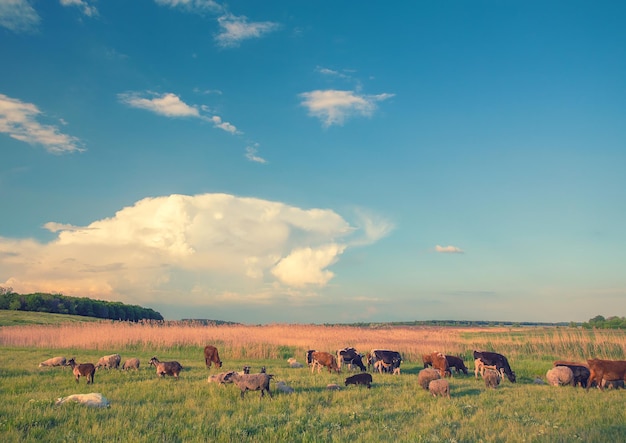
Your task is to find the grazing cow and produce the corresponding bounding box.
[430,352,450,377]
[337,347,367,372]
[39,356,67,368]
[586,359,626,391]
[345,373,373,388]
[445,355,469,375]
[67,358,96,384]
[122,358,140,370]
[367,349,402,374]
[473,350,516,382]
[95,354,121,370]
[546,366,574,386]
[418,368,441,390]
[553,361,590,388]
[311,351,340,373]
[483,369,501,388]
[429,379,450,398]
[224,372,273,399]
[55,393,110,408]
[149,356,183,379]
[203,345,223,369]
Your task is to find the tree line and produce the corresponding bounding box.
[0,288,163,322]
[582,315,626,329]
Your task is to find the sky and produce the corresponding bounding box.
[1,0,625,324]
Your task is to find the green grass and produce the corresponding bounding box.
[1,346,625,442]
[0,310,101,326]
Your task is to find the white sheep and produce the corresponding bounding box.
[276,380,294,393]
[39,356,67,368]
[546,366,574,386]
[55,393,110,408]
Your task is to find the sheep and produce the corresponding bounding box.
[483,369,501,388]
[39,356,67,368]
[66,358,96,384]
[429,379,450,398]
[224,372,273,399]
[345,373,373,388]
[149,356,183,379]
[546,366,574,387]
[122,358,140,370]
[474,358,504,379]
[207,371,236,385]
[95,354,121,370]
[287,358,304,368]
[326,384,341,390]
[55,393,110,408]
[418,368,441,390]
[276,381,294,394]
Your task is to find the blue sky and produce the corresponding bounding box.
[1,0,625,323]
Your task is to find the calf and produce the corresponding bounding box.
[430,352,450,377]
[149,356,183,379]
[337,347,367,372]
[345,373,373,388]
[67,358,96,384]
[367,349,402,373]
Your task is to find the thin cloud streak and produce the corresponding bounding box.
[215,13,280,48]
[0,0,40,32]
[434,245,464,254]
[299,90,394,127]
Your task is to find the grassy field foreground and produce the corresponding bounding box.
[1,320,625,442]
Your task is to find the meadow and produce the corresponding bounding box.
[1,316,625,442]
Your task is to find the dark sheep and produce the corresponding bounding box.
[224,372,273,399]
[149,356,183,379]
[345,372,373,388]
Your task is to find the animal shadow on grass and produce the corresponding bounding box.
[450,387,482,397]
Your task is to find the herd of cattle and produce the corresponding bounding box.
[39,345,626,400]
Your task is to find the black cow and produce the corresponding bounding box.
[337,347,367,372]
[367,349,402,373]
[473,350,516,382]
[553,362,590,388]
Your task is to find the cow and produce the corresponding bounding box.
[586,359,626,391]
[473,350,516,382]
[337,347,367,372]
[66,358,96,384]
[422,353,433,369]
[311,351,340,373]
[149,356,183,379]
[367,349,402,374]
[345,373,373,388]
[430,352,450,377]
[553,361,590,388]
[203,345,223,369]
[445,355,469,375]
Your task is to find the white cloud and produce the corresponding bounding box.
[245,145,267,164]
[210,115,238,134]
[0,194,390,307]
[215,13,280,48]
[155,0,222,12]
[118,92,200,118]
[299,90,394,127]
[0,94,84,153]
[434,245,464,254]
[0,0,39,32]
[59,0,98,17]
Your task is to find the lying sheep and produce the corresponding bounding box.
[55,393,110,408]
[429,379,450,398]
[224,372,273,399]
[122,358,140,370]
[418,368,441,390]
[96,354,121,370]
[483,369,501,388]
[67,358,96,384]
[326,384,341,390]
[276,381,294,393]
[207,371,236,385]
[287,358,304,368]
[39,356,67,368]
[546,366,574,387]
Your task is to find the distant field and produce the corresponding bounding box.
[0,310,101,327]
[1,313,625,442]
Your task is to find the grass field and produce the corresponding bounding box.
[1,313,625,442]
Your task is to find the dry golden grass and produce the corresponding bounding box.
[2,321,625,361]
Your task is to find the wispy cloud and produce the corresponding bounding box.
[299,90,394,127]
[245,145,267,164]
[434,245,464,254]
[0,193,389,306]
[0,0,40,33]
[59,0,98,17]
[215,13,280,48]
[0,93,84,154]
[154,0,223,13]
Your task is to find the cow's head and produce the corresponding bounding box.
[507,371,516,382]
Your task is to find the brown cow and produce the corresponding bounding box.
[311,351,340,373]
[586,359,626,391]
[422,353,433,368]
[204,345,223,369]
[430,352,450,377]
[67,358,96,384]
